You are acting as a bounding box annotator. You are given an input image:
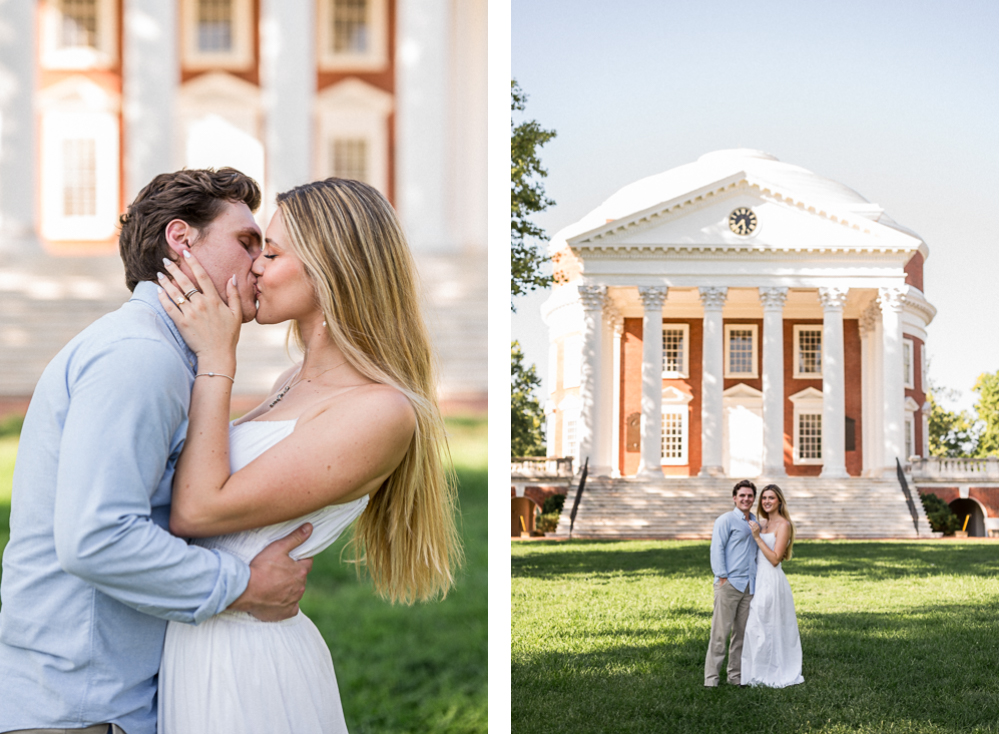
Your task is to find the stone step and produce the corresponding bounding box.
[550,476,932,539]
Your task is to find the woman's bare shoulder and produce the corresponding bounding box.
[302,382,417,435]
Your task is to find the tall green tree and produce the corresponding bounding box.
[927,384,980,457]
[511,341,546,458]
[972,371,998,457]
[511,80,556,306]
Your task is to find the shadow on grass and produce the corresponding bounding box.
[514,602,998,734]
[513,540,998,583]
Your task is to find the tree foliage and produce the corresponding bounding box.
[927,386,979,458]
[511,80,556,305]
[511,341,546,458]
[972,371,998,457]
[927,373,998,458]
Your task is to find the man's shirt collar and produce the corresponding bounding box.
[131,281,198,371]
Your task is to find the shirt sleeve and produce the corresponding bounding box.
[710,514,729,579]
[52,336,249,624]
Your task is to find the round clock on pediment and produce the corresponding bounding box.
[728,207,757,236]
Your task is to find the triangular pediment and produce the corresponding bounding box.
[723,383,764,400]
[568,178,921,256]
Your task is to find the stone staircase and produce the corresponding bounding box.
[0,249,486,406]
[553,476,935,540]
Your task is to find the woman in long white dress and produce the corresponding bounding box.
[741,484,804,688]
[153,179,462,732]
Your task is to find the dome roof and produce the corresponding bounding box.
[551,149,924,251]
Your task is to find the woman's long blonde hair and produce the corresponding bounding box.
[757,484,795,561]
[276,178,462,604]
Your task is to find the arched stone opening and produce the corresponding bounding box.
[511,496,541,537]
[949,498,986,537]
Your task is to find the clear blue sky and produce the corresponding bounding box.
[511,0,999,412]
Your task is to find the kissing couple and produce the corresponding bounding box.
[0,170,461,733]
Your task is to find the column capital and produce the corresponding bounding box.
[878,286,906,313]
[758,286,788,311]
[698,286,728,311]
[578,284,608,312]
[818,286,849,311]
[637,285,668,310]
[859,302,879,336]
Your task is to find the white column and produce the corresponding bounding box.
[123,0,178,200]
[759,287,788,477]
[610,314,624,478]
[578,285,611,476]
[0,0,39,252]
[879,287,907,475]
[637,286,667,479]
[859,303,879,475]
[261,0,314,211]
[819,287,848,478]
[396,0,454,251]
[593,298,617,477]
[699,286,727,477]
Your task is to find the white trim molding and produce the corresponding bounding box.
[660,386,693,466]
[181,0,255,70]
[793,324,823,379]
[38,76,120,242]
[790,387,824,465]
[724,323,758,379]
[902,338,915,390]
[317,0,389,71]
[41,0,118,69]
[314,79,394,195]
[661,323,690,378]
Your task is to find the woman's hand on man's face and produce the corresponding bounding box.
[156,250,242,369]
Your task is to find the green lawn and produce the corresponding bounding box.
[512,539,998,734]
[0,417,486,734]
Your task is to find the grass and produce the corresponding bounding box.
[512,539,998,734]
[0,416,486,733]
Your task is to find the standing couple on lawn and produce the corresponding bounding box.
[705,479,804,688]
[0,169,461,733]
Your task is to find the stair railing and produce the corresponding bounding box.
[895,458,920,534]
[567,457,590,539]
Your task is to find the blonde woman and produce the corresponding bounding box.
[153,179,461,732]
[741,484,804,687]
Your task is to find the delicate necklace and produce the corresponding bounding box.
[268,361,347,408]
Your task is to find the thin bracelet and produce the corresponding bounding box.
[195,372,235,383]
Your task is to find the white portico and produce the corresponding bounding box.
[543,150,936,483]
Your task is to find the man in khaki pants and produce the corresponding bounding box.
[704,480,758,687]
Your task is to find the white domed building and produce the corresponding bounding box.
[540,149,939,538]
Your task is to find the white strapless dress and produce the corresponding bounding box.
[740,533,804,688]
[158,419,369,733]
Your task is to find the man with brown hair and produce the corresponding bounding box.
[0,169,313,734]
[704,479,759,687]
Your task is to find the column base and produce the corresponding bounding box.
[819,466,849,479]
[698,465,725,477]
[587,464,615,479]
[636,464,664,480]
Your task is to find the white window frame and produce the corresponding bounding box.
[724,324,758,379]
[562,334,582,390]
[314,79,393,195]
[661,323,690,378]
[790,387,824,465]
[318,0,389,71]
[793,325,824,379]
[41,0,118,70]
[181,0,254,70]
[660,386,693,466]
[39,77,120,242]
[905,396,921,460]
[903,338,915,390]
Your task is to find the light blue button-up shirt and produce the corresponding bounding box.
[0,281,250,734]
[710,507,758,594]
